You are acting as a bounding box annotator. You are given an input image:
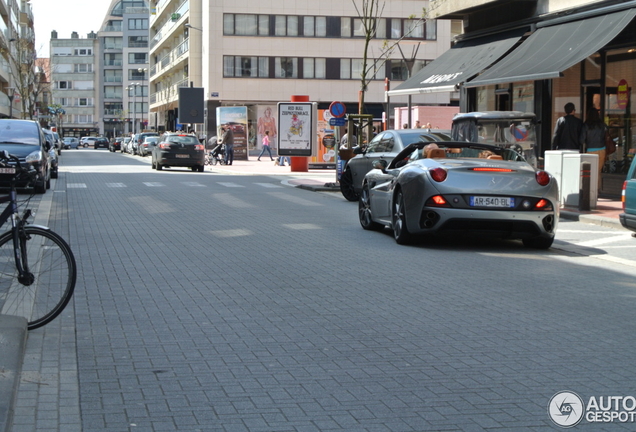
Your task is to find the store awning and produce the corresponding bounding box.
[466,8,636,87]
[386,29,526,97]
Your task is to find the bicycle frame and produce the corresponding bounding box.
[0,187,34,285]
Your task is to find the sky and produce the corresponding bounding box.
[29,0,112,58]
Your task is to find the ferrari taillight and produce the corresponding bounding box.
[430,167,447,182]
[536,170,550,186]
[535,199,549,209]
[425,195,450,207]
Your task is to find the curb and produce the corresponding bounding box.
[0,315,27,432]
[560,209,625,230]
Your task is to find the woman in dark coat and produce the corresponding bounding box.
[580,108,607,188]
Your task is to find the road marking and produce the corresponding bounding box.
[282,223,322,230]
[143,182,164,187]
[182,182,206,187]
[254,183,283,188]
[127,196,175,213]
[267,192,322,206]
[212,193,254,208]
[106,183,127,188]
[576,233,634,247]
[67,183,87,188]
[209,229,252,238]
[217,182,244,188]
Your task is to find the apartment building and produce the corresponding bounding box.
[49,31,99,137]
[0,0,36,120]
[418,0,636,197]
[48,0,150,139]
[98,0,150,137]
[148,0,454,147]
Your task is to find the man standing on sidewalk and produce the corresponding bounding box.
[221,124,234,165]
[552,102,583,152]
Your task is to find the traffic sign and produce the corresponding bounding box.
[329,117,346,126]
[329,101,346,118]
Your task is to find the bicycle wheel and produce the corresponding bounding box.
[0,226,76,330]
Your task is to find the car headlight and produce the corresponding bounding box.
[25,150,42,164]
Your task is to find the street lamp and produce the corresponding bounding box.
[184,23,203,32]
[7,87,15,119]
[138,68,147,132]
[126,83,140,135]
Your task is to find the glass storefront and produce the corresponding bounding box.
[604,47,636,177]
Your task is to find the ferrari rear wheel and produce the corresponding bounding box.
[522,236,554,249]
[340,168,359,202]
[392,190,412,245]
[359,184,383,231]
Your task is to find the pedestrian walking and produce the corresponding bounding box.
[257,130,274,161]
[275,155,291,166]
[580,107,608,188]
[552,102,583,151]
[221,124,234,165]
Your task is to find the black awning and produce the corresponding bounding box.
[386,29,526,97]
[466,8,636,87]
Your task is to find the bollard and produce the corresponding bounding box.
[579,161,591,211]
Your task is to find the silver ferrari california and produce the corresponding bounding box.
[358,141,559,248]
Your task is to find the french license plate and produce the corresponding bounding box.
[470,196,515,208]
[0,167,15,174]
[175,154,189,158]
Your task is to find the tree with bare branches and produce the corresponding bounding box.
[352,0,427,114]
[1,35,38,119]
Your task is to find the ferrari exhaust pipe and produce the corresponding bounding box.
[422,211,438,228]
[542,214,555,232]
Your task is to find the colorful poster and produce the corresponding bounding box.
[216,106,248,160]
[310,109,336,168]
[256,106,278,150]
[277,102,314,156]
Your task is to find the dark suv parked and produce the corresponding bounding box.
[0,119,51,193]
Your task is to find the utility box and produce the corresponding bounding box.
[544,150,578,205]
[562,153,598,209]
[545,150,598,208]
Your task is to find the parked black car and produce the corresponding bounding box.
[0,119,51,193]
[109,137,124,152]
[94,137,109,149]
[151,133,205,172]
[340,129,451,201]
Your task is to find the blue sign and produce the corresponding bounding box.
[329,101,346,118]
[329,117,346,126]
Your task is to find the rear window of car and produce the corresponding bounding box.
[164,135,199,145]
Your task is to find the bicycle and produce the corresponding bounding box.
[0,151,76,330]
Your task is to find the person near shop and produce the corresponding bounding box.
[257,130,274,161]
[580,107,607,188]
[221,124,234,165]
[551,102,583,151]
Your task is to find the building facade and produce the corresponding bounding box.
[49,31,99,137]
[148,0,454,151]
[420,0,636,198]
[0,0,36,120]
[98,0,150,138]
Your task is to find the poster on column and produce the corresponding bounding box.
[309,109,336,169]
[277,102,316,156]
[216,106,248,160]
